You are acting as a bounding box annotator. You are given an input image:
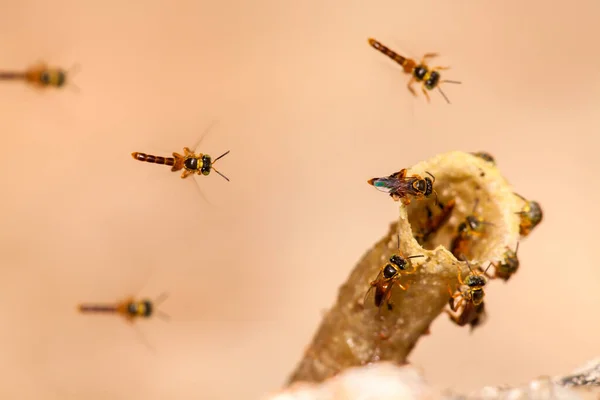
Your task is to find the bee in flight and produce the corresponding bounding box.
[0,62,79,90]
[364,233,425,314]
[446,260,491,332]
[132,147,230,181]
[367,38,461,103]
[78,292,171,323]
[368,168,438,206]
[514,193,543,237]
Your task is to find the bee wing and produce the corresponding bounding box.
[368,177,412,195]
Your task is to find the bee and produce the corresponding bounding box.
[364,233,425,313]
[414,198,456,245]
[79,292,170,352]
[0,62,79,90]
[450,199,493,260]
[470,151,496,165]
[446,261,491,331]
[486,243,520,281]
[78,292,171,323]
[367,38,461,103]
[514,193,543,237]
[132,147,230,181]
[368,168,438,206]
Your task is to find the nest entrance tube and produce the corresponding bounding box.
[287,151,526,385]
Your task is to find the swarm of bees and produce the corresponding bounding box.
[367,152,543,332]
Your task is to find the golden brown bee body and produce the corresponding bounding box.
[364,234,425,314]
[78,293,170,323]
[414,198,456,245]
[450,200,493,260]
[0,63,74,89]
[367,38,461,103]
[368,168,437,206]
[131,147,230,181]
[446,262,490,331]
[514,193,543,237]
[487,244,520,281]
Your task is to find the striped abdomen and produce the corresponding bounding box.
[131,152,175,167]
[368,38,411,70]
[0,71,26,80]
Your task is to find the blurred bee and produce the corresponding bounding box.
[364,233,425,313]
[486,243,520,282]
[414,198,456,245]
[514,193,543,237]
[0,62,79,91]
[78,292,171,323]
[446,260,491,331]
[470,151,496,165]
[132,147,230,181]
[450,199,494,260]
[368,168,438,206]
[367,38,461,103]
[78,292,170,351]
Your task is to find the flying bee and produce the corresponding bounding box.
[470,152,496,165]
[414,198,456,245]
[368,168,438,206]
[0,62,80,91]
[367,38,461,104]
[78,292,171,352]
[78,292,171,323]
[450,199,494,260]
[514,193,543,237]
[364,233,425,314]
[446,260,491,331]
[132,147,230,181]
[486,243,520,282]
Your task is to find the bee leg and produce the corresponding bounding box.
[400,196,411,206]
[421,85,431,103]
[420,53,439,64]
[432,65,450,71]
[180,169,192,179]
[407,77,417,97]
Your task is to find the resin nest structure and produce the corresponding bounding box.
[288,151,541,384]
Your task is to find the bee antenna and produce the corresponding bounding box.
[408,255,425,259]
[442,80,462,85]
[513,192,527,202]
[212,150,230,164]
[211,166,230,182]
[437,86,451,104]
[472,198,480,215]
[425,171,436,183]
[514,241,520,255]
[483,262,493,275]
[156,310,171,322]
[397,232,401,251]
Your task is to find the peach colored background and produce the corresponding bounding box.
[1,0,599,399]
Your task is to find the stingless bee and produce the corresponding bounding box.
[0,62,79,90]
[414,198,456,245]
[364,233,425,314]
[78,292,171,323]
[450,199,494,260]
[367,38,461,103]
[446,260,491,331]
[514,193,543,237]
[486,243,520,282]
[368,168,438,206]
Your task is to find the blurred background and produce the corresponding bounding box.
[0,0,599,399]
